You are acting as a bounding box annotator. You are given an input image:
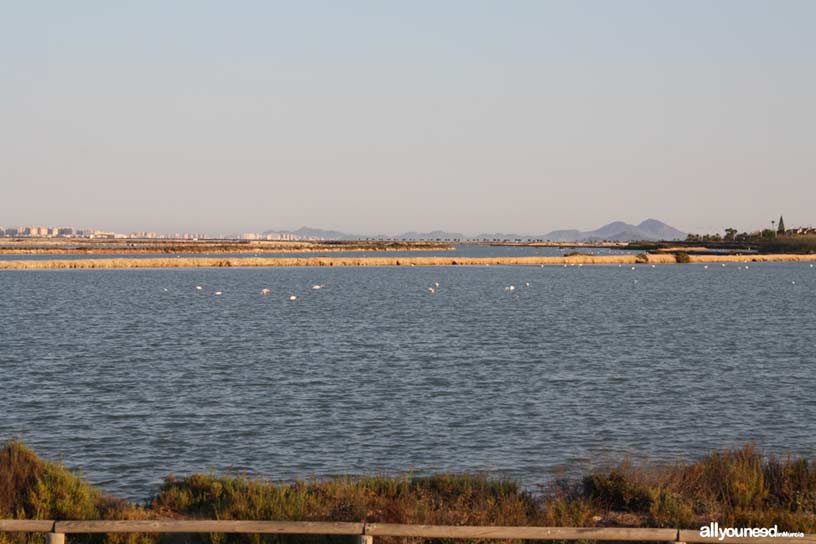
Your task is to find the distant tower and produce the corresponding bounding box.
[777,215,786,235]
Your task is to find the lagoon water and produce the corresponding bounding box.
[1,263,815,500]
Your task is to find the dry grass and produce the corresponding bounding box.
[0,441,151,544]
[4,251,816,269]
[564,445,816,530]
[686,254,816,263]
[2,441,815,544]
[0,254,681,270]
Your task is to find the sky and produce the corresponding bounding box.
[1,1,814,236]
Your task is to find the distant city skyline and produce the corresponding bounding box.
[3,2,814,235]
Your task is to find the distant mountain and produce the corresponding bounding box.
[636,218,687,240]
[261,219,685,242]
[261,227,466,241]
[541,229,586,243]
[473,232,529,241]
[543,219,685,242]
[394,230,466,240]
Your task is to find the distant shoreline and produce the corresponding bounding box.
[0,239,453,255]
[2,253,815,270]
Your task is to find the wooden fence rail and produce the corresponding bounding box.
[1,521,814,544]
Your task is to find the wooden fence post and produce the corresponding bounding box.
[46,533,65,544]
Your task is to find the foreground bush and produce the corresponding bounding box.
[0,441,150,544]
[1,441,815,544]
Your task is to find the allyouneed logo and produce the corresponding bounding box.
[700,522,805,540]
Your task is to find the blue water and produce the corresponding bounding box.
[1,262,814,500]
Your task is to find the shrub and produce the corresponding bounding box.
[674,252,691,263]
[3,441,816,541]
[0,441,152,544]
[582,469,651,512]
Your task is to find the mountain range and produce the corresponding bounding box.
[262,219,685,242]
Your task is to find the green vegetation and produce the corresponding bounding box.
[0,441,150,544]
[759,235,816,254]
[683,220,816,254]
[1,441,815,544]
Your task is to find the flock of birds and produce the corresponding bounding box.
[181,262,813,300]
[192,283,325,300]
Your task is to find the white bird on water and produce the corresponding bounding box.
[195,285,203,290]
[704,265,709,269]
[289,295,297,301]
[427,287,435,294]
[312,284,324,290]
[214,291,223,296]
[261,288,271,295]
[504,285,515,292]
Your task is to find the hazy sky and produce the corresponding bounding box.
[2,1,813,235]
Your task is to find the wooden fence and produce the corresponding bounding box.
[0,521,813,544]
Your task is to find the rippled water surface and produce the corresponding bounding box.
[1,263,814,500]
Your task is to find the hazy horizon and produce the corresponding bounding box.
[0,216,792,238]
[3,2,814,235]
